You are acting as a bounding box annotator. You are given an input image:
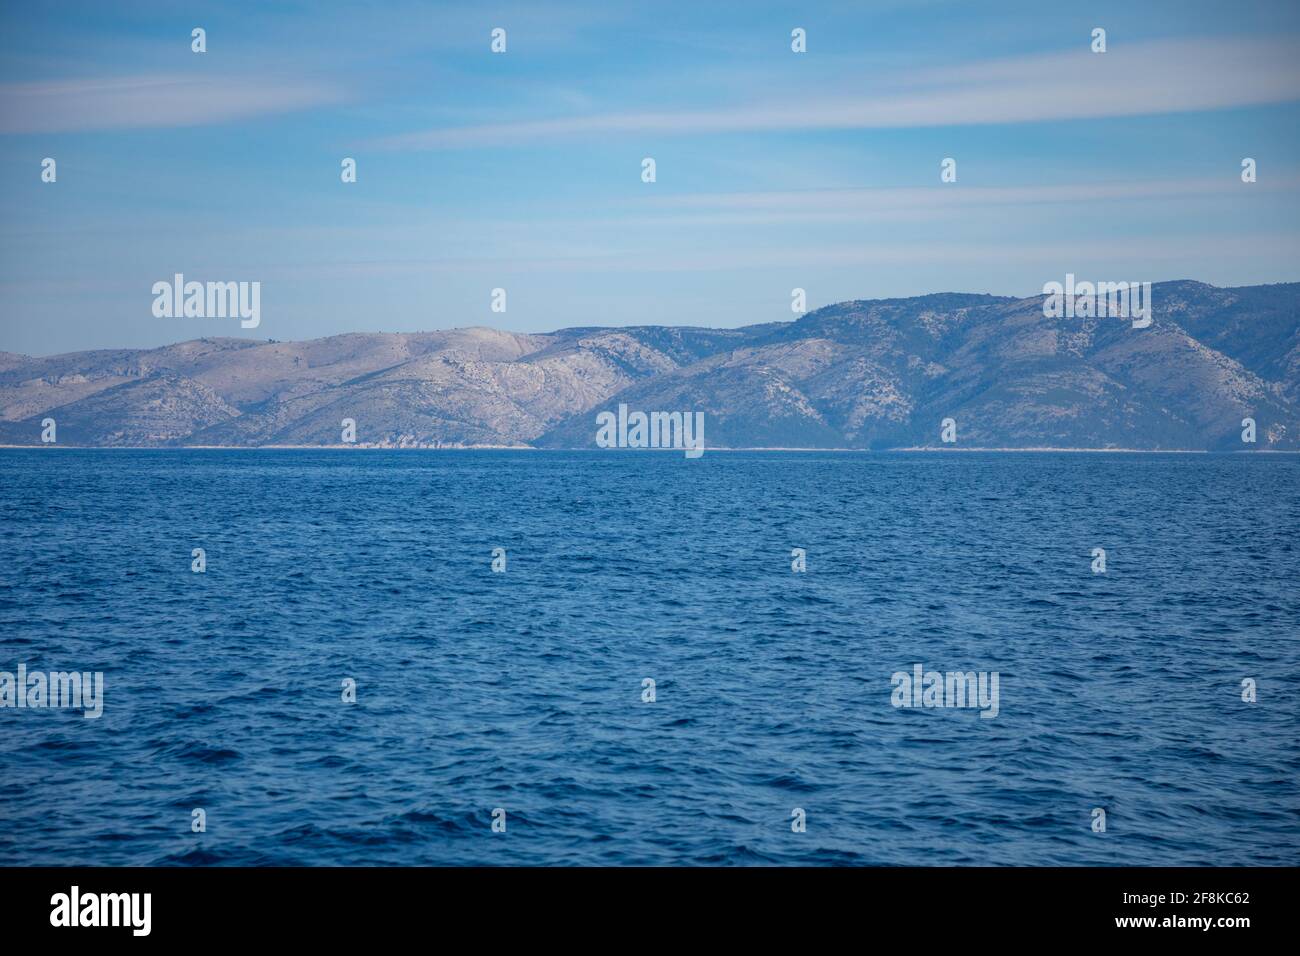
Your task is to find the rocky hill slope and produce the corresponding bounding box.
[2,281,1296,450]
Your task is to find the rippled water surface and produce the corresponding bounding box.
[1,449,1297,865]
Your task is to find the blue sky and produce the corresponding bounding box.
[2,0,1299,355]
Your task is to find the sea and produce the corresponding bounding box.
[0,449,1296,866]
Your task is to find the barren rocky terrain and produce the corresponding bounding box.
[2,280,1296,449]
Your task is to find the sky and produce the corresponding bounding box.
[1,0,1299,355]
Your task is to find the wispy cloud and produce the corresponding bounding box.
[374,36,1300,150]
[0,74,345,133]
[226,231,1300,281]
[617,176,1300,225]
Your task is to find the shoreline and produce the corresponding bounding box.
[2,444,1295,454]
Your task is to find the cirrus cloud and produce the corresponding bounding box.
[372,36,1300,150]
[0,73,346,133]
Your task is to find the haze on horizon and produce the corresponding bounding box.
[2,0,1299,356]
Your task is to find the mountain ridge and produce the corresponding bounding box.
[3,280,1298,450]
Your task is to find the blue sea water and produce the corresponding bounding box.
[0,449,1296,866]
